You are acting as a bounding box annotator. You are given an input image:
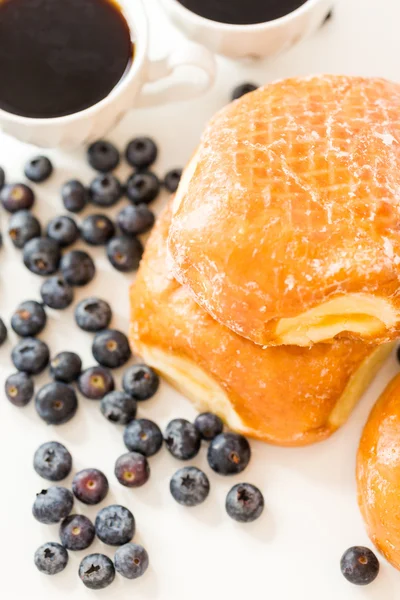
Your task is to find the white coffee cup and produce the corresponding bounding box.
[159,0,333,59]
[0,0,216,148]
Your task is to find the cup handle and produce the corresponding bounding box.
[137,41,216,107]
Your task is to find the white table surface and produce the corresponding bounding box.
[1,0,400,598]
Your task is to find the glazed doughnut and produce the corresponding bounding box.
[357,373,400,569]
[129,204,393,446]
[168,75,400,347]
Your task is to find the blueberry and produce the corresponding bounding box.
[0,318,6,346]
[72,468,109,505]
[95,505,135,546]
[5,371,34,407]
[92,329,131,369]
[117,204,155,237]
[40,276,74,309]
[87,140,120,173]
[78,366,115,400]
[90,174,122,207]
[207,433,251,475]
[60,250,95,286]
[106,236,143,272]
[50,351,82,383]
[114,543,149,580]
[194,412,223,441]
[122,364,159,400]
[115,452,150,488]
[0,166,5,189]
[164,419,201,460]
[101,391,137,425]
[11,300,47,337]
[0,183,35,213]
[60,514,95,551]
[34,542,68,575]
[35,382,78,425]
[79,553,115,590]
[33,441,72,481]
[125,137,158,169]
[23,237,61,275]
[126,172,160,204]
[74,297,112,332]
[33,486,74,524]
[46,215,79,248]
[80,213,115,246]
[24,155,53,182]
[340,546,380,585]
[62,179,88,213]
[226,483,264,523]
[170,467,210,507]
[8,210,41,248]
[12,337,49,374]
[164,168,182,193]
[231,83,258,101]
[124,419,163,457]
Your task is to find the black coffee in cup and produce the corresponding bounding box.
[0,0,133,118]
[177,0,309,25]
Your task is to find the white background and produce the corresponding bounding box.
[1,0,400,598]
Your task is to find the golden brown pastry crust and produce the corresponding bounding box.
[130,204,392,446]
[168,75,400,346]
[357,373,400,570]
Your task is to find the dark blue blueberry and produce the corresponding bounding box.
[8,210,41,248]
[101,391,137,425]
[0,166,5,189]
[90,174,122,207]
[163,168,182,193]
[5,371,34,407]
[11,300,47,337]
[92,329,131,369]
[170,466,210,507]
[50,351,82,383]
[194,412,223,441]
[61,179,88,213]
[60,250,95,286]
[114,543,149,580]
[33,486,74,524]
[40,276,74,309]
[80,213,115,246]
[74,297,112,332]
[72,468,109,505]
[46,215,79,248]
[12,337,49,374]
[340,546,380,585]
[0,183,35,213]
[226,483,264,522]
[24,156,53,182]
[78,366,115,400]
[117,204,155,236]
[125,137,158,169]
[114,452,150,488]
[60,514,95,551]
[124,419,163,457]
[122,364,159,401]
[23,237,61,275]
[87,140,120,173]
[35,382,78,425]
[207,432,251,475]
[0,318,6,346]
[79,553,115,590]
[106,235,143,272]
[34,542,68,575]
[126,172,160,204]
[33,441,72,481]
[164,418,201,460]
[95,504,135,546]
[231,83,258,101]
